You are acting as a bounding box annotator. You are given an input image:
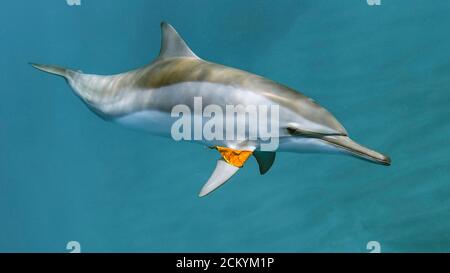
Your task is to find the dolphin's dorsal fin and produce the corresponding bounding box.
[158,22,199,59]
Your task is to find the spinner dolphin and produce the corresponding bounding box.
[32,22,391,197]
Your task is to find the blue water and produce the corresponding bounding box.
[1,0,450,252]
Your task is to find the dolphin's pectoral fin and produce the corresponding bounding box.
[253,151,276,175]
[198,159,240,197]
[198,147,253,197]
[159,22,199,60]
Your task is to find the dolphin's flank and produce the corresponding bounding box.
[32,22,391,197]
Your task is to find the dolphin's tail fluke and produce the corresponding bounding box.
[30,63,72,78]
[321,135,391,166]
[30,62,104,112]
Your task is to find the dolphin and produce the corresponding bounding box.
[31,22,391,197]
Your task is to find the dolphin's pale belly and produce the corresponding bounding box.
[114,109,174,137]
[111,81,332,132]
[115,108,340,154]
[112,81,342,153]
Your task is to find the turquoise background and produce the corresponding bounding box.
[1,0,449,252]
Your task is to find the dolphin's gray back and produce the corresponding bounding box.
[31,55,347,137]
[118,57,348,136]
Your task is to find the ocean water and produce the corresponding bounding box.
[1,0,449,252]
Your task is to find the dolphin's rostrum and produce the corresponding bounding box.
[32,22,391,197]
